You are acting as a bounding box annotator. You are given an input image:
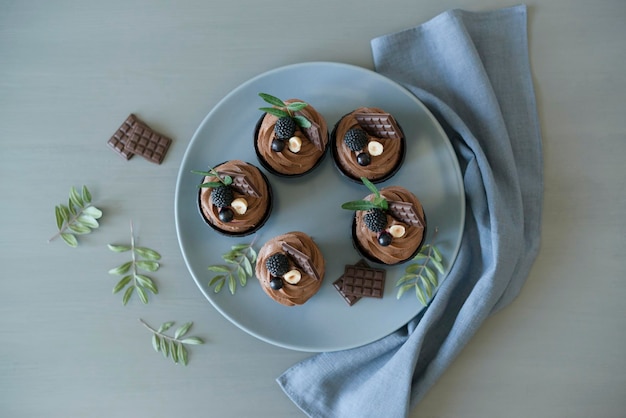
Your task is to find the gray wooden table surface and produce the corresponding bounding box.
[1,0,625,417]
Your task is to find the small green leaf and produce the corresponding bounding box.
[293,115,311,128]
[122,286,134,305]
[109,261,132,276]
[405,264,423,274]
[152,335,160,352]
[260,107,289,118]
[396,273,415,286]
[420,276,433,298]
[136,274,158,294]
[431,258,445,275]
[258,92,286,107]
[178,343,188,366]
[208,265,230,273]
[209,275,225,286]
[181,337,204,345]
[82,206,102,219]
[55,206,63,230]
[61,233,77,247]
[416,287,428,306]
[341,201,380,211]
[174,322,192,339]
[77,214,98,228]
[160,335,169,358]
[108,244,131,253]
[248,248,257,263]
[69,223,91,235]
[231,243,250,251]
[68,199,76,215]
[361,177,379,197]
[135,247,161,260]
[199,181,223,188]
[82,185,92,203]
[242,256,253,276]
[137,286,148,304]
[286,102,308,111]
[171,341,179,363]
[69,186,84,208]
[158,321,175,333]
[113,275,132,293]
[59,205,70,222]
[213,279,225,293]
[228,274,236,295]
[237,266,247,286]
[136,260,159,272]
[396,283,414,299]
[412,253,428,261]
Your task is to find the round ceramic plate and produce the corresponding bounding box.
[175,62,465,352]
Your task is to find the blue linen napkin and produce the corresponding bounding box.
[278,5,543,418]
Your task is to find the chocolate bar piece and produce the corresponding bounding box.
[107,114,142,160]
[388,200,424,227]
[333,259,370,306]
[354,112,402,140]
[281,242,320,281]
[218,170,260,197]
[124,123,172,165]
[302,119,324,151]
[341,263,386,298]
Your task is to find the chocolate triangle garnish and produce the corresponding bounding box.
[388,200,424,227]
[218,170,260,198]
[354,112,402,140]
[281,242,320,281]
[295,112,324,151]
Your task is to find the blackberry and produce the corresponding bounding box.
[343,128,368,152]
[211,185,234,208]
[274,116,296,139]
[265,253,290,277]
[363,208,387,233]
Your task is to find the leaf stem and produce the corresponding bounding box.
[139,318,181,343]
[130,220,138,287]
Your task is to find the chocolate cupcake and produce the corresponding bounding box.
[255,231,325,306]
[331,107,405,183]
[254,93,328,177]
[196,160,272,236]
[342,179,426,265]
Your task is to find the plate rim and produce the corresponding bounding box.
[175,61,465,352]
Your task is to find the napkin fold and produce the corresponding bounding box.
[278,5,543,418]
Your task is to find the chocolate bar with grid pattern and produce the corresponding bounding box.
[333,259,371,306]
[107,114,142,160]
[123,123,172,164]
[354,112,402,140]
[341,263,386,298]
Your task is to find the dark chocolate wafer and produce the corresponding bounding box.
[281,242,320,281]
[107,114,142,160]
[388,200,424,227]
[341,263,386,298]
[333,259,370,306]
[218,170,260,197]
[354,112,402,140]
[301,118,324,151]
[124,123,172,164]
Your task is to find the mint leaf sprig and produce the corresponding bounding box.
[208,242,257,294]
[191,166,233,189]
[341,177,389,211]
[395,228,445,305]
[139,319,204,366]
[258,92,312,128]
[49,185,103,247]
[108,221,161,305]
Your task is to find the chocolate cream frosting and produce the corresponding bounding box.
[256,99,328,176]
[333,107,404,181]
[255,231,325,306]
[354,186,426,265]
[198,160,270,235]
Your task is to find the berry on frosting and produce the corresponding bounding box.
[363,208,387,233]
[265,253,290,277]
[344,128,368,152]
[211,185,234,208]
[271,138,285,152]
[274,116,297,139]
[357,152,371,166]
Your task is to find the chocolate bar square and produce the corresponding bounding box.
[123,123,172,165]
[341,264,386,298]
[107,114,142,160]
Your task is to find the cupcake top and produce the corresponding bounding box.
[332,107,404,182]
[198,160,271,235]
[255,96,328,176]
[345,183,426,265]
[255,231,325,306]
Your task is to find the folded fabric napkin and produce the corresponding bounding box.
[278,4,543,418]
